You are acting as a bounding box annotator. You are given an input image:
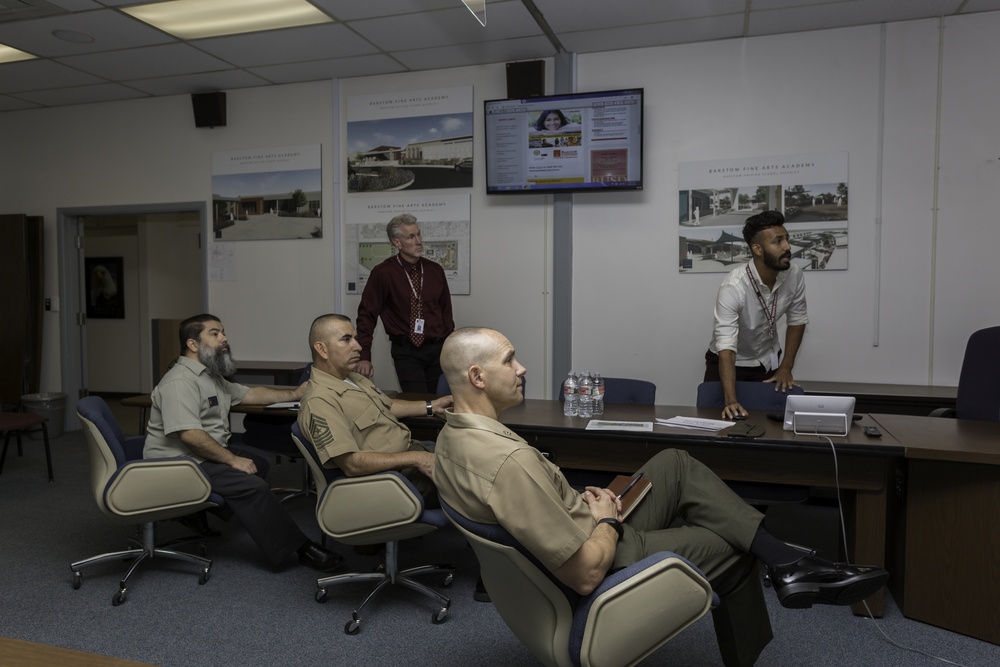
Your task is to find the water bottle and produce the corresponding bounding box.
[562,371,578,416]
[578,372,593,418]
[592,373,604,416]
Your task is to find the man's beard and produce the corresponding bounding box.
[763,249,792,272]
[199,343,238,377]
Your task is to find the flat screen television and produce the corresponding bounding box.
[484,88,643,194]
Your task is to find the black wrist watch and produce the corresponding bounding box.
[425,400,433,417]
[597,517,623,540]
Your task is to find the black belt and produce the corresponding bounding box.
[389,335,443,346]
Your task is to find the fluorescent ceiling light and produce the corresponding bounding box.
[462,0,486,27]
[122,0,333,40]
[0,44,37,64]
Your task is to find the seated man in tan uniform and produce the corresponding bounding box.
[297,313,452,503]
[433,327,889,667]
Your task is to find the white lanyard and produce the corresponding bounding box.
[398,256,423,302]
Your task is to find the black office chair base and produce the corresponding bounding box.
[70,521,213,606]
[314,541,455,634]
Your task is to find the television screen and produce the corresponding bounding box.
[484,88,644,194]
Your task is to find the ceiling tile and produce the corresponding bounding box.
[393,35,555,71]
[536,0,744,33]
[56,43,233,80]
[560,14,745,54]
[0,94,43,111]
[0,8,174,57]
[249,54,407,83]
[15,82,149,106]
[309,0,484,22]
[125,70,272,96]
[0,58,106,93]
[350,2,540,52]
[749,1,968,37]
[195,23,379,68]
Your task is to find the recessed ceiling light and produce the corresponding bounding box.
[0,44,36,64]
[52,29,96,44]
[122,0,333,40]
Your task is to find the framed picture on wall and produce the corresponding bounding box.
[85,256,124,319]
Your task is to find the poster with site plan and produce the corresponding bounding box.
[345,193,471,295]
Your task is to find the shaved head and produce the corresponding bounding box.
[441,327,505,391]
[308,314,352,360]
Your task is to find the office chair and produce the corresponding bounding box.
[240,365,312,501]
[930,325,1000,422]
[556,377,657,406]
[290,422,455,634]
[696,381,809,504]
[0,410,53,482]
[440,498,716,667]
[71,396,219,606]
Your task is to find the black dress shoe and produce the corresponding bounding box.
[767,554,889,609]
[473,576,491,603]
[298,542,344,573]
[175,511,221,538]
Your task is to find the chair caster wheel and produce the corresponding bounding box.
[315,588,328,603]
[112,589,127,606]
[72,571,82,590]
[432,607,448,624]
[199,568,210,585]
[344,619,360,635]
[442,573,454,587]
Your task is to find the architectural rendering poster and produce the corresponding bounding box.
[678,151,849,273]
[347,86,474,193]
[345,194,471,295]
[211,144,322,241]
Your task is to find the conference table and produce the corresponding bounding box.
[403,398,902,618]
[119,393,1000,638]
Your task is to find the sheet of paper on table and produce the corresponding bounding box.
[655,416,731,432]
[584,420,654,432]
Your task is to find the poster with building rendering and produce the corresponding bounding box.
[347,86,474,193]
[211,144,322,241]
[677,151,849,273]
[344,193,471,295]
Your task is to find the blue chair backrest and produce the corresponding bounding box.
[558,377,656,405]
[696,381,804,411]
[955,326,1000,422]
[77,396,132,467]
[290,421,338,485]
[440,497,580,605]
[602,377,656,405]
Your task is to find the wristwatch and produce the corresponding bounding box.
[425,400,433,417]
[597,517,623,540]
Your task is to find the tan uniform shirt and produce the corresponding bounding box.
[434,410,595,572]
[297,366,412,467]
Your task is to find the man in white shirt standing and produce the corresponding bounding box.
[706,211,808,419]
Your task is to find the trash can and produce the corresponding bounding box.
[21,392,67,439]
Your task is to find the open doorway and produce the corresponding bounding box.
[58,203,208,433]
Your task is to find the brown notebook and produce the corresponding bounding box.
[607,473,652,520]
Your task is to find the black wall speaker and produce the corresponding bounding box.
[505,60,545,99]
[191,92,227,128]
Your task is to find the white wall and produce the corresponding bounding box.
[2,14,999,405]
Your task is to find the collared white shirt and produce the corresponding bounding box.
[709,260,808,370]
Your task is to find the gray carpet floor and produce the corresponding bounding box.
[1,424,998,667]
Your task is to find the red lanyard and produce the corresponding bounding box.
[746,264,778,339]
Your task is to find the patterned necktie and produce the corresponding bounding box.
[408,261,424,347]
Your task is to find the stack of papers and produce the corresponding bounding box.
[655,416,732,432]
[265,401,300,410]
[584,420,654,432]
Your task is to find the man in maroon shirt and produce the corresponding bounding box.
[357,214,455,393]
